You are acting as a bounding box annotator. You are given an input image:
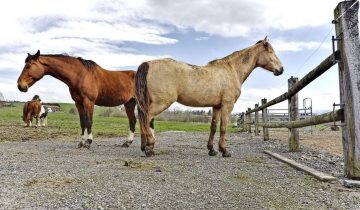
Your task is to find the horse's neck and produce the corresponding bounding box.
[239,47,259,83]
[224,46,259,83]
[41,57,83,87]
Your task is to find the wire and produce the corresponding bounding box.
[335,0,359,21]
[295,0,359,78]
[294,27,334,78]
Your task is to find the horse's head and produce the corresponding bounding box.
[256,36,284,76]
[17,50,46,92]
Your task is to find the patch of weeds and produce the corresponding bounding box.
[24,177,81,188]
[123,160,159,171]
[155,150,172,155]
[245,155,266,164]
[233,174,257,185]
[267,200,287,210]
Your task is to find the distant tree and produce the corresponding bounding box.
[0,92,4,101]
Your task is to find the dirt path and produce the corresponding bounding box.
[0,132,359,209]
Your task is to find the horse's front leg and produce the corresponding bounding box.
[35,115,40,127]
[76,102,90,149]
[81,101,94,149]
[121,99,137,147]
[35,117,39,127]
[208,107,220,156]
[219,103,234,157]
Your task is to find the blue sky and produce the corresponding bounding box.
[0,0,351,113]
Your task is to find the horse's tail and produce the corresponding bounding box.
[22,102,29,122]
[135,62,151,135]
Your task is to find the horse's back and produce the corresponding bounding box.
[144,58,231,107]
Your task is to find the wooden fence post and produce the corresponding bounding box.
[288,76,299,151]
[334,0,360,179]
[245,111,249,132]
[255,104,259,136]
[247,108,252,133]
[261,98,269,140]
[241,112,245,131]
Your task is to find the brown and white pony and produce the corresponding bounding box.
[136,37,284,157]
[23,100,42,127]
[17,51,137,148]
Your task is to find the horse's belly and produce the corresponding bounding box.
[95,98,124,107]
[177,95,220,107]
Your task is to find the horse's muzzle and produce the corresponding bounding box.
[274,67,284,76]
[17,84,28,92]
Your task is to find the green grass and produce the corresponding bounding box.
[0,102,237,141]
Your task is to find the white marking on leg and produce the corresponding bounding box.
[29,121,32,127]
[128,130,135,142]
[151,128,155,138]
[82,128,88,140]
[88,132,93,140]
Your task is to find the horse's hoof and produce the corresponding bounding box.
[78,141,84,148]
[208,150,218,156]
[222,151,231,157]
[83,143,91,149]
[144,146,155,157]
[121,141,131,148]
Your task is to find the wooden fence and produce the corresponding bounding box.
[239,1,360,179]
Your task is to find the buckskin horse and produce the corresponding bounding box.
[17,50,137,148]
[136,37,284,157]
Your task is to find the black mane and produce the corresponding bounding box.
[77,57,97,70]
[32,53,98,70]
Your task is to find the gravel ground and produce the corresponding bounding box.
[0,131,359,209]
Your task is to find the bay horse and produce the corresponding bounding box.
[17,50,137,148]
[23,100,42,127]
[136,37,284,157]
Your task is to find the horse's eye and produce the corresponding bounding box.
[25,64,31,69]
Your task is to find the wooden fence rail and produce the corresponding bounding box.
[246,52,339,114]
[256,109,344,129]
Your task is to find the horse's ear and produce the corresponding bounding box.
[262,36,268,45]
[262,36,269,48]
[33,50,40,60]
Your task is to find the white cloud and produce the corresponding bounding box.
[272,39,332,52]
[141,0,340,37]
[195,36,210,41]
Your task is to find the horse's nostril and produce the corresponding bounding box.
[278,67,284,75]
[17,84,28,92]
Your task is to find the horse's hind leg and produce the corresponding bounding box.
[121,98,137,147]
[142,101,172,157]
[219,103,234,157]
[208,107,220,156]
[141,118,154,151]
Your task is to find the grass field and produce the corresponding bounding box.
[0,102,237,141]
